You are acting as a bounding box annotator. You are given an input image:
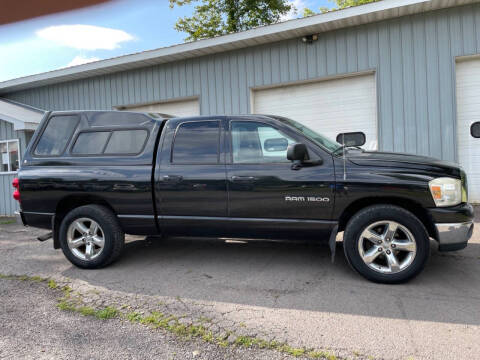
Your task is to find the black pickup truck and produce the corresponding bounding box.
[14,111,474,283]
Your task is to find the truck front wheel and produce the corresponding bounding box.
[343,205,430,284]
[59,205,125,269]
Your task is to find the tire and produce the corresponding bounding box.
[59,205,125,269]
[343,205,429,284]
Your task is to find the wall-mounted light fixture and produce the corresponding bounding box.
[302,34,318,44]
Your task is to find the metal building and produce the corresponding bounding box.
[1,0,480,215]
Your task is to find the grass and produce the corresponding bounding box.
[0,218,15,225]
[95,306,119,319]
[2,273,342,359]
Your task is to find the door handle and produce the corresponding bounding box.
[231,176,256,183]
[163,175,183,182]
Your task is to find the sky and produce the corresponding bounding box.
[0,0,333,82]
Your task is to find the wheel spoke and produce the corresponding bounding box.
[91,235,104,247]
[386,251,400,272]
[70,237,85,248]
[90,221,99,235]
[362,229,383,245]
[74,221,89,234]
[362,246,382,264]
[391,240,416,252]
[85,243,94,259]
[384,221,398,240]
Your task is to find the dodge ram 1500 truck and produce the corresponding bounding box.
[14,111,474,283]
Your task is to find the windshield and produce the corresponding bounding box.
[272,116,342,153]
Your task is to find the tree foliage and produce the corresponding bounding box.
[333,0,379,8]
[170,0,293,41]
[303,0,380,16]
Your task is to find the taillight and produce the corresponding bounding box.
[12,177,20,202]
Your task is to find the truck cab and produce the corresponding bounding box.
[15,111,474,283]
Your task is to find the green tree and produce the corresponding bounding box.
[169,0,294,41]
[302,7,316,17]
[303,0,380,16]
[332,0,379,9]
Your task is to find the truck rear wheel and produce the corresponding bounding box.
[59,205,125,269]
[343,205,429,284]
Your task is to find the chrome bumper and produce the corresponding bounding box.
[435,221,474,251]
[14,211,25,226]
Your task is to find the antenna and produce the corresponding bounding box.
[343,133,346,181]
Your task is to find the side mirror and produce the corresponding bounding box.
[287,143,308,170]
[471,122,480,138]
[264,138,288,152]
[287,143,307,161]
[336,132,366,147]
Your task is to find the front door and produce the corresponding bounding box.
[226,118,336,240]
[156,118,228,236]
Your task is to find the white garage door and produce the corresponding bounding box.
[252,74,378,150]
[123,98,200,118]
[456,59,480,203]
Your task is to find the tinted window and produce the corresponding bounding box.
[172,121,219,164]
[231,121,295,163]
[471,122,480,138]
[34,115,79,156]
[72,131,110,155]
[104,130,148,154]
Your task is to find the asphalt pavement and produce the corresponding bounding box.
[0,212,479,360]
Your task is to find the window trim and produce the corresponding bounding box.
[33,114,80,157]
[229,120,297,165]
[69,128,150,157]
[0,139,21,174]
[471,121,480,138]
[170,120,221,165]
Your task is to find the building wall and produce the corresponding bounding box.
[0,119,30,215]
[4,3,480,162]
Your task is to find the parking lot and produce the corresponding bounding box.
[1,212,479,360]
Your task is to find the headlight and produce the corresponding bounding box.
[429,177,462,207]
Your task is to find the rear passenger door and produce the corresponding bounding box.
[155,118,228,236]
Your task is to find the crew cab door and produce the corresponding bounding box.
[226,117,336,239]
[155,117,228,236]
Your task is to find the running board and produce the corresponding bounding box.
[37,232,53,242]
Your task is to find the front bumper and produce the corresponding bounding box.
[14,211,26,226]
[435,221,474,251]
[428,203,475,252]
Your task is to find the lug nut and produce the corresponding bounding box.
[378,247,383,252]
[386,250,391,255]
[391,244,396,248]
[377,240,382,244]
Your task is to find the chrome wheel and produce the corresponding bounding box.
[67,218,105,261]
[358,220,417,274]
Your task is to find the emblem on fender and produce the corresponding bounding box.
[285,196,330,202]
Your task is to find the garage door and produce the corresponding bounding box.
[456,59,480,203]
[252,74,377,150]
[123,98,200,118]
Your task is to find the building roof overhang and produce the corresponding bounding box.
[0,98,44,130]
[0,0,478,94]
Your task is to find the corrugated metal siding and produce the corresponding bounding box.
[0,119,24,216]
[4,3,480,162]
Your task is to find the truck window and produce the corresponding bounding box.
[34,115,79,156]
[72,131,110,155]
[231,121,295,163]
[172,121,220,164]
[104,130,148,155]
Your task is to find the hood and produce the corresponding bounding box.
[346,150,461,177]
